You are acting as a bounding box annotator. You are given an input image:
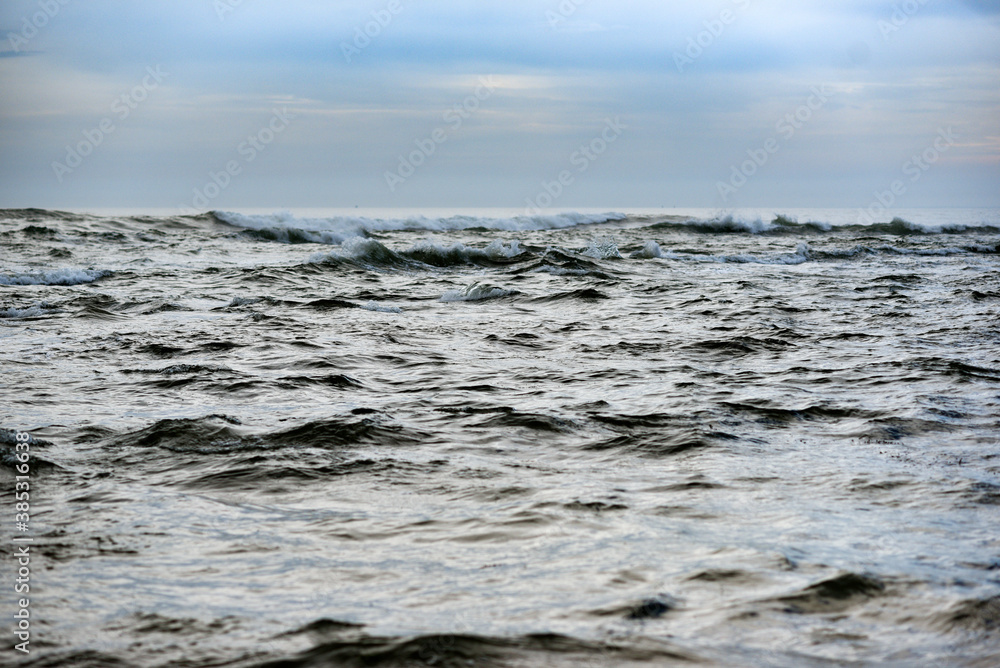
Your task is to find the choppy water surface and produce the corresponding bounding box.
[2,207,999,667]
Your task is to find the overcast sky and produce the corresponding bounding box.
[1,0,998,211]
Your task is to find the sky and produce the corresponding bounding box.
[0,0,998,211]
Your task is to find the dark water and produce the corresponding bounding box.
[2,207,999,667]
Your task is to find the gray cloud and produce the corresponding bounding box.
[0,0,997,208]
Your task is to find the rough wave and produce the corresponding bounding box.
[214,210,627,244]
[309,237,414,268]
[0,301,62,319]
[635,242,812,265]
[309,237,530,271]
[361,300,402,313]
[582,235,623,259]
[440,282,519,302]
[649,213,1000,236]
[0,268,111,286]
[5,204,1000,668]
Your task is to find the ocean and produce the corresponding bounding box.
[1,206,999,667]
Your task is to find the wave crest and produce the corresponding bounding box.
[214,210,626,244]
[648,213,1000,236]
[0,268,111,286]
[440,282,519,302]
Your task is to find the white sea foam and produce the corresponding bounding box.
[227,296,265,307]
[440,282,518,303]
[361,300,402,313]
[641,242,812,266]
[702,214,776,234]
[482,239,523,259]
[215,209,1000,246]
[309,237,401,265]
[531,265,590,276]
[0,300,62,319]
[688,212,999,235]
[582,236,622,260]
[0,268,110,286]
[683,213,828,234]
[703,243,811,265]
[407,238,523,263]
[310,237,527,268]
[215,210,626,244]
[630,240,663,259]
[874,244,996,256]
[814,244,996,259]
[0,306,45,318]
[342,236,388,257]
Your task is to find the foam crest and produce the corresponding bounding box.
[641,243,812,265]
[630,240,664,259]
[482,239,523,259]
[227,296,265,307]
[309,237,408,268]
[309,237,529,270]
[214,210,626,244]
[0,268,110,286]
[812,243,997,259]
[361,300,402,313]
[582,235,622,260]
[404,238,523,266]
[0,305,47,318]
[652,213,1000,236]
[705,242,811,265]
[440,282,518,302]
[686,213,829,234]
[699,214,775,234]
[866,217,1000,236]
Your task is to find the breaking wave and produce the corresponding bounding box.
[214,210,626,244]
[648,214,1000,236]
[440,282,519,302]
[309,237,527,269]
[638,242,813,265]
[0,268,111,286]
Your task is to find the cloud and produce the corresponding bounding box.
[0,0,997,208]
